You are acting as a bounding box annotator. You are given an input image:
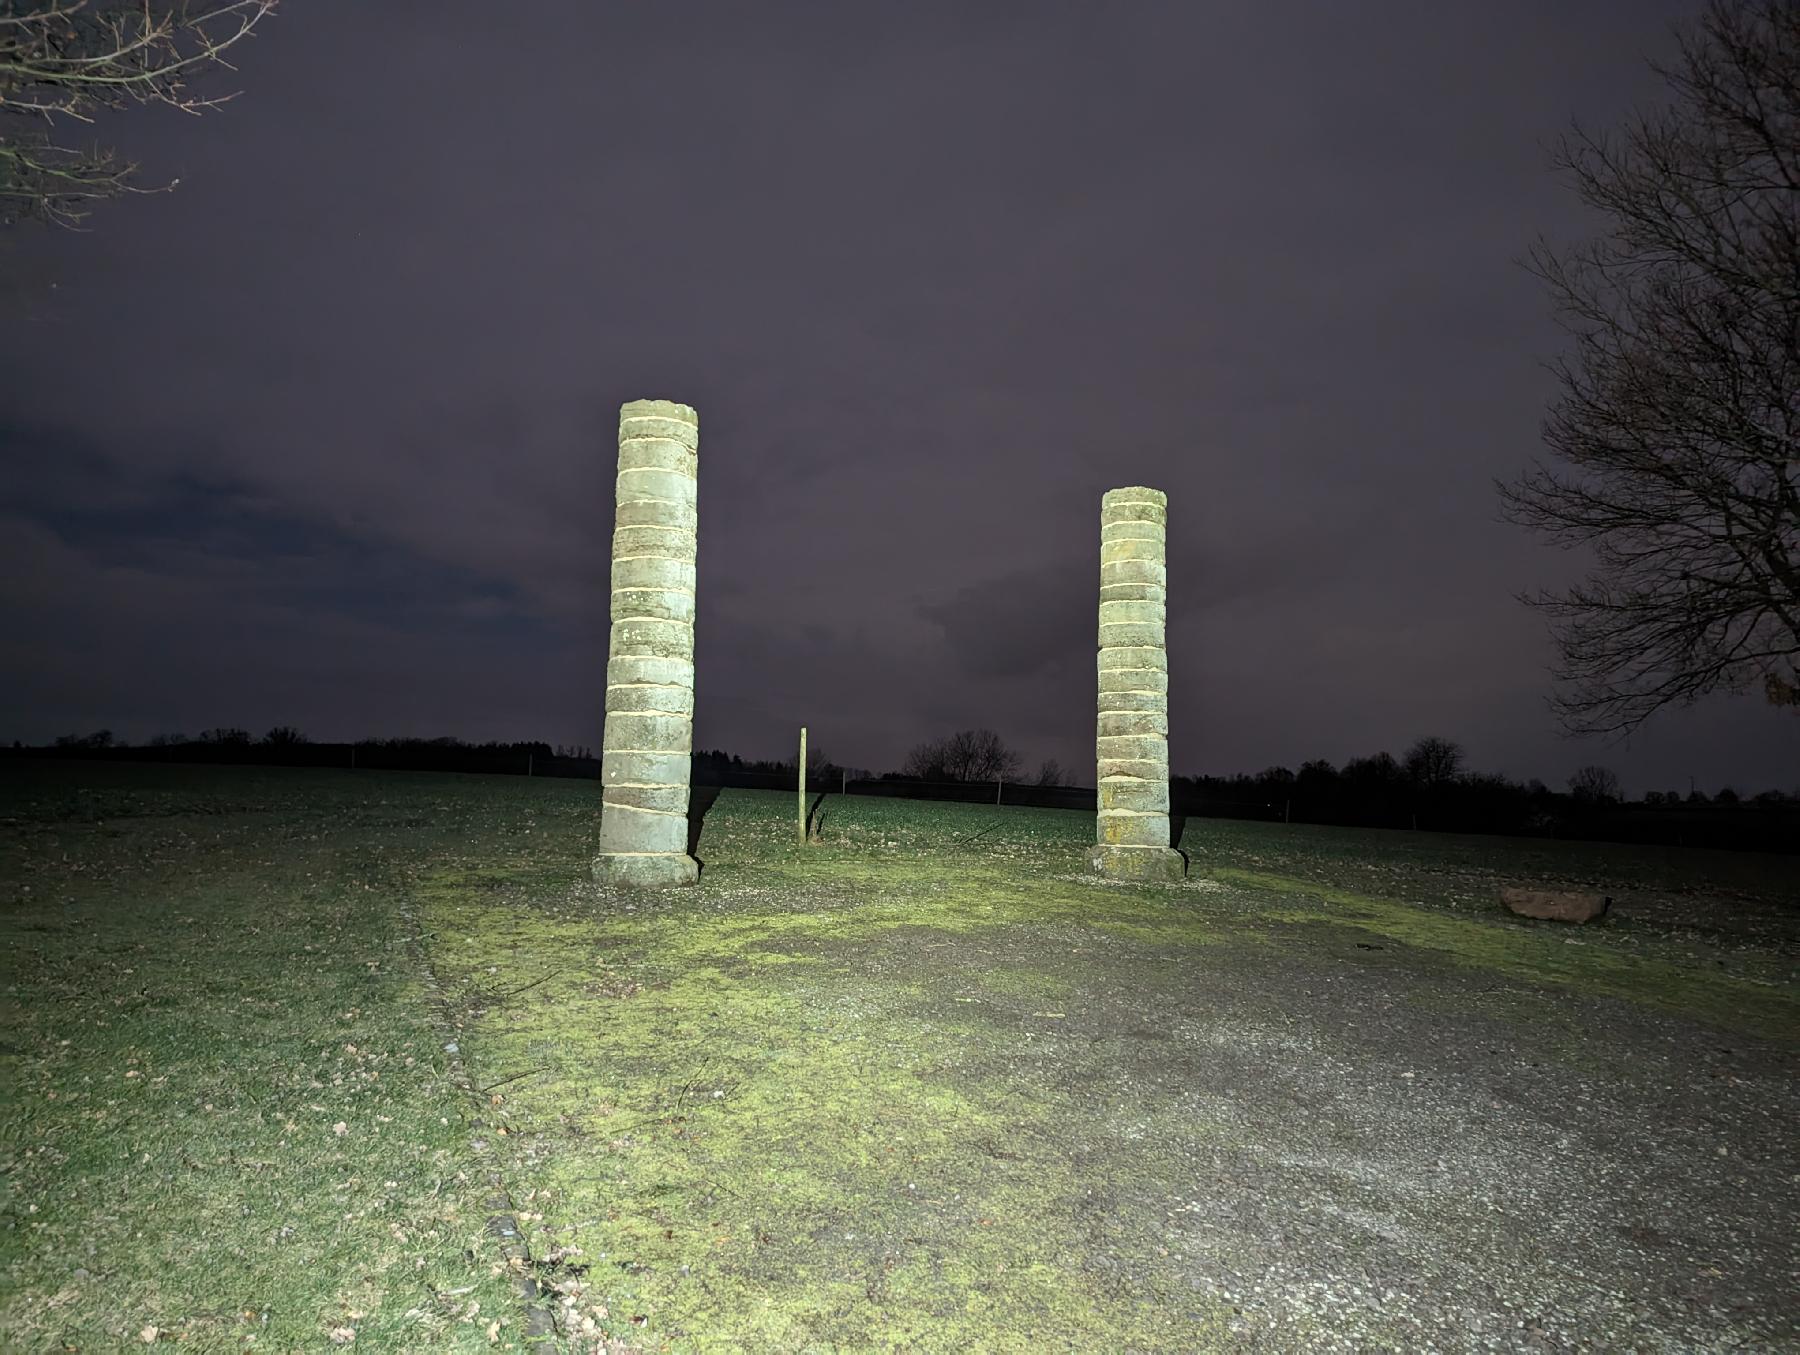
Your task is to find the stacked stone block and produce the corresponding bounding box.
[593,398,701,888]
[1091,486,1186,882]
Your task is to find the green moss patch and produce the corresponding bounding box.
[421,850,1250,1351]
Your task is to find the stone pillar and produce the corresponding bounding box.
[1091,486,1185,882]
[593,398,700,888]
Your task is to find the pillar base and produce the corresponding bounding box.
[1088,844,1186,883]
[592,852,699,889]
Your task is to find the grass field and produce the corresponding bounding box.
[2,761,1796,1352]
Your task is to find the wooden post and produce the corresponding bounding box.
[797,726,808,846]
[841,767,847,795]
[1284,798,1290,824]
[528,753,534,777]
[996,777,1003,805]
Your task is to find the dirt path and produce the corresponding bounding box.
[427,836,1799,1353]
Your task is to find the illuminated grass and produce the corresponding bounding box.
[0,765,546,1351]
[4,766,1794,1352]
[422,788,1796,1351]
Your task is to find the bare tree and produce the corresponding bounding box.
[1034,757,1064,787]
[1,0,278,229]
[1497,0,1799,736]
[902,729,1021,782]
[1402,736,1466,790]
[1568,764,1623,804]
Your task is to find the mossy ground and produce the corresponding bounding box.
[422,784,1797,1351]
[4,763,1796,1352]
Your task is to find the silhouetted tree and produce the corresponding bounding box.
[902,729,1021,782]
[1403,736,1466,790]
[1715,784,1741,803]
[1687,786,1712,804]
[1343,751,1403,785]
[262,725,308,746]
[1568,765,1623,804]
[1034,758,1065,787]
[53,729,113,749]
[197,728,251,746]
[1,0,280,229]
[1498,0,1800,735]
[1295,759,1338,793]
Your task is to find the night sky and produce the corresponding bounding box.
[4,0,1796,798]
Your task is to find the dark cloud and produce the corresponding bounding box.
[2,0,1794,796]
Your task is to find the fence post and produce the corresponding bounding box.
[528,753,533,777]
[996,777,1003,806]
[797,726,808,847]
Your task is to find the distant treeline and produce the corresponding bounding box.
[8,727,1797,854]
[1169,760,1798,854]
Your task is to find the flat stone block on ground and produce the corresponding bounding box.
[1089,844,1186,883]
[592,852,700,889]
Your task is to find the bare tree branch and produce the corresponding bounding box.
[0,0,277,228]
[1498,0,1800,736]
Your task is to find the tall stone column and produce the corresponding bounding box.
[1091,486,1185,882]
[594,398,700,888]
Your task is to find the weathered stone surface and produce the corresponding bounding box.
[1098,711,1168,739]
[1097,757,1166,780]
[1099,581,1166,603]
[1098,689,1167,713]
[609,616,695,660]
[607,654,693,688]
[1100,538,1166,563]
[602,750,690,786]
[1096,733,1167,763]
[593,852,700,888]
[603,712,693,754]
[603,782,692,815]
[612,556,697,592]
[614,498,696,531]
[609,588,695,625]
[1098,667,1167,695]
[596,398,700,888]
[1098,620,1166,649]
[613,524,696,557]
[1097,645,1167,673]
[616,466,697,506]
[1101,525,1164,546]
[1101,558,1167,584]
[1098,811,1170,848]
[618,400,701,447]
[1089,843,1185,882]
[1100,778,1169,813]
[617,440,698,476]
[605,682,695,717]
[1092,486,1182,882]
[1500,886,1611,924]
[595,803,687,855]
